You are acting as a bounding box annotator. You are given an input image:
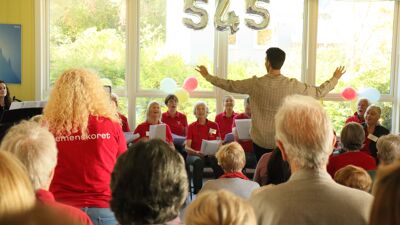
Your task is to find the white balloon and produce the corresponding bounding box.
[214,0,240,34]
[245,0,270,30]
[183,0,209,30]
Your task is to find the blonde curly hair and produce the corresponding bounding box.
[43,69,119,136]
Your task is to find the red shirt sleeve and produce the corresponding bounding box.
[114,122,127,156]
[133,123,146,143]
[182,114,188,128]
[120,114,131,132]
[187,124,194,140]
[327,156,336,177]
[215,123,221,140]
[166,124,173,144]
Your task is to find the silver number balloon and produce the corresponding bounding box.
[214,0,240,34]
[245,0,270,30]
[183,0,209,30]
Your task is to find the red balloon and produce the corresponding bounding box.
[341,87,357,101]
[183,77,198,92]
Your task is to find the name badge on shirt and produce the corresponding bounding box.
[146,131,149,136]
[367,134,379,142]
[209,128,216,135]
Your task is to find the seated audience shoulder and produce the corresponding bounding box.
[369,161,400,225]
[200,142,259,198]
[250,95,373,225]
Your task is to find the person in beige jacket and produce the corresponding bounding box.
[249,95,373,225]
[196,47,346,161]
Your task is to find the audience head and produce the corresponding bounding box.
[369,161,400,225]
[265,47,286,70]
[275,95,334,170]
[365,105,381,126]
[1,121,57,190]
[111,139,188,225]
[266,148,291,185]
[30,115,43,123]
[111,93,119,107]
[185,190,257,225]
[164,94,179,112]
[216,142,246,173]
[193,101,209,119]
[0,203,87,225]
[334,165,372,192]
[357,98,370,117]
[0,151,35,219]
[146,101,162,122]
[377,134,400,165]
[0,80,11,109]
[244,96,251,116]
[43,69,119,136]
[340,122,365,151]
[222,95,235,112]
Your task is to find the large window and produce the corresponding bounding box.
[138,0,215,91]
[227,0,304,81]
[49,0,126,90]
[39,0,400,133]
[316,0,394,94]
[316,0,396,133]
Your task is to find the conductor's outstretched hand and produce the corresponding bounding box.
[333,66,346,79]
[196,65,210,78]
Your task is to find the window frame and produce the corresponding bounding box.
[36,0,400,133]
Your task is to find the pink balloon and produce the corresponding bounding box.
[341,87,357,101]
[183,76,198,92]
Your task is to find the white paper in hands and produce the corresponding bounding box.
[149,124,166,141]
[124,132,140,143]
[200,140,221,155]
[9,101,47,110]
[235,119,251,140]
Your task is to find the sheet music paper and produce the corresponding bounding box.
[200,140,221,155]
[149,124,166,141]
[235,119,252,140]
[9,101,47,110]
[124,132,140,143]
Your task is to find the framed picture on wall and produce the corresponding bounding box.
[0,24,21,84]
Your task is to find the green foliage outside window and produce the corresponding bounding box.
[49,0,393,132]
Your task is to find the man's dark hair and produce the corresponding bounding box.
[110,139,188,225]
[266,47,286,70]
[164,94,178,105]
[266,148,291,185]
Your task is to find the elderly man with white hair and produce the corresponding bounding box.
[250,95,373,225]
[346,98,370,124]
[0,121,93,225]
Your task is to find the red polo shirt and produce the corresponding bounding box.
[215,111,238,140]
[327,151,376,177]
[232,113,253,153]
[36,189,93,225]
[161,111,188,136]
[345,112,365,124]
[133,121,173,144]
[187,120,220,151]
[118,113,130,132]
[50,116,127,208]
